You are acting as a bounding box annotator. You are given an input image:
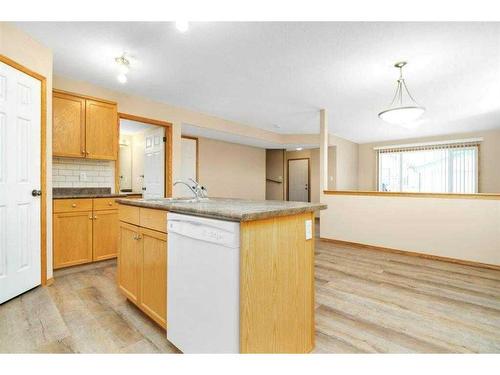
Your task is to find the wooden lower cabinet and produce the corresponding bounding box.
[93,209,119,261]
[139,228,167,328]
[118,219,167,328]
[118,222,141,304]
[53,198,119,269]
[53,211,93,269]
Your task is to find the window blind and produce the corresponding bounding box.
[377,140,479,193]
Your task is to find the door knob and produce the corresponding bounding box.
[31,189,42,197]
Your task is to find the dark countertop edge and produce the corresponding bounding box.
[115,198,327,222]
[53,194,127,200]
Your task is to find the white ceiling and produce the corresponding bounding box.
[119,118,158,135]
[16,22,500,143]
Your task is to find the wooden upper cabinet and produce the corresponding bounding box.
[53,92,86,158]
[52,91,118,160]
[85,100,118,160]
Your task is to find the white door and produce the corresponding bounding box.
[118,143,132,191]
[288,159,309,202]
[0,61,42,304]
[143,127,165,199]
[180,137,197,182]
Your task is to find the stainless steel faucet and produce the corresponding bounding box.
[189,178,208,198]
[173,179,208,201]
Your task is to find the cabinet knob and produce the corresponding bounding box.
[71,203,77,208]
[108,202,113,206]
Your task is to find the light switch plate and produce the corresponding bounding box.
[305,219,312,240]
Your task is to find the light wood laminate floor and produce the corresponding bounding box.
[1,239,499,353]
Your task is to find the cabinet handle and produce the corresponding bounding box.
[137,234,142,240]
[72,203,77,208]
[89,215,92,220]
[94,216,98,220]
[86,151,90,156]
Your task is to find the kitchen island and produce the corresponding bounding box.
[116,197,326,353]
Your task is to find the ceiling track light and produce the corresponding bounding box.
[378,61,425,125]
[115,54,130,84]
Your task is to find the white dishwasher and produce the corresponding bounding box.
[167,212,240,353]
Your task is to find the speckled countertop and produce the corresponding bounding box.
[116,197,327,222]
[53,187,127,200]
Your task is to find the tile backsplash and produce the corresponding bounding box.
[52,157,115,191]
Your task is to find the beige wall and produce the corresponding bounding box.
[320,194,500,266]
[0,23,54,278]
[328,134,359,190]
[358,129,500,193]
[197,137,266,200]
[266,149,285,200]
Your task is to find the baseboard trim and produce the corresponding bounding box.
[319,237,500,271]
[45,277,54,286]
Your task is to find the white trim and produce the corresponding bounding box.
[373,137,483,151]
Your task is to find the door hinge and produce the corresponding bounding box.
[163,136,166,142]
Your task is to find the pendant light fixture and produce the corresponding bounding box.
[378,61,425,125]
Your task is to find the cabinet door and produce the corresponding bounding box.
[85,99,118,160]
[118,222,140,304]
[139,227,167,328]
[93,209,118,261]
[53,211,93,269]
[53,92,86,158]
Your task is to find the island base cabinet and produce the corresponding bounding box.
[240,212,315,353]
[118,222,141,304]
[118,220,167,329]
[139,228,167,328]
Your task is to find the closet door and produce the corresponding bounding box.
[0,61,42,303]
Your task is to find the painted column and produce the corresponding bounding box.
[319,109,328,193]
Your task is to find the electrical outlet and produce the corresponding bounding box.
[80,172,88,182]
[305,219,312,240]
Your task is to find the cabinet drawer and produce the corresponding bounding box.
[119,204,140,226]
[140,208,167,233]
[94,197,119,210]
[54,198,93,213]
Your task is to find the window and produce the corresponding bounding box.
[377,141,479,193]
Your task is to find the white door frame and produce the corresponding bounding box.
[0,54,47,290]
[287,157,310,202]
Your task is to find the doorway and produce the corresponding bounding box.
[287,158,310,202]
[118,113,173,199]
